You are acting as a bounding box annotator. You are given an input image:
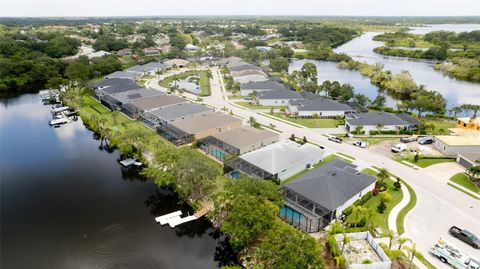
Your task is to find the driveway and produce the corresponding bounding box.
[421,162,466,183]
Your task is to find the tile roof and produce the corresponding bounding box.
[210,126,279,149]
[170,112,242,134]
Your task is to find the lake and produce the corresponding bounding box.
[289,24,480,109]
[0,94,236,269]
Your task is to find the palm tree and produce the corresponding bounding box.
[333,256,343,267]
[388,229,397,249]
[364,207,377,230]
[248,90,259,106]
[354,125,364,134]
[248,116,257,127]
[403,243,417,269]
[350,205,365,228]
[466,166,480,180]
[425,122,436,134]
[396,237,412,250]
[341,232,351,255]
[328,220,343,236]
[377,168,390,187]
[376,123,384,134]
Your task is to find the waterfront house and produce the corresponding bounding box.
[201,126,279,161]
[225,140,323,180]
[105,71,140,80]
[143,47,160,56]
[345,112,423,133]
[280,159,376,232]
[255,90,303,106]
[89,78,143,100]
[122,95,188,118]
[142,102,213,127]
[157,112,242,145]
[449,117,480,136]
[100,88,164,110]
[288,97,356,118]
[239,80,287,96]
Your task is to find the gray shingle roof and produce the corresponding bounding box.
[110,88,164,103]
[229,63,263,72]
[285,159,376,211]
[258,90,302,100]
[125,95,187,112]
[92,79,143,95]
[239,140,324,175]
[141,61,168,70]
[290,98,354,112]
[346,112,421,126]
[105,71,139,80]
[240,80,288,91]
[396,113,424,126]
[148,102,213,122]
[210,126,279,149]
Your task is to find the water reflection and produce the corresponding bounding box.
[1,94,236,269]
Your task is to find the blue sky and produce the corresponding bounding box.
[1,0,479,17]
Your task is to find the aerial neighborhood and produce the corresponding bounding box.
[1,15,480,269]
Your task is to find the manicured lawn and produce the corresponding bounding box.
[227,95,245,100]
[353,136,398,146]
[396,179,417,235]
[448,183,480,200]
[159,70,211,96]
[272,113,340,128]
[420,118,456,135]
[405,157,455,168]
[362,168,404,235]
[450,173,480,193]
[236,102,288,110]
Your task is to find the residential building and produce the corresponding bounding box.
[164,58,189,68]
[158,112,242,145]
[434,135,480,156]
[225,140,324,181]
[256,90,303,106]
[288,98,356,118]
[280,159,376,232]
[104,71,139,80]
[228,62,263,72]
[233,74,269,84]
[185,44,200,51]
[143,47,160,56]
[117,48,132,56]
[449,117,480,136]
[142,102,213,127]
[345,112,423,133]
[255,46,273,52]
[87,50,110,59]
[89,78,143,99]
[100,88,164,110]
[201,126,279,161]
[121,95,188,118]
[457,152,480,168]
[239,80,289,96]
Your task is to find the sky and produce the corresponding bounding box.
[0,0,479,17]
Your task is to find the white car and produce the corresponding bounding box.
[353,141,368,148]
[391,143,408,153]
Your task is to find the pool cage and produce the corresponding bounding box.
[280,188,334,233]
[224,157,274,180]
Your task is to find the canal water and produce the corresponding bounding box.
[289,24,480,109]
[0,94,235,269]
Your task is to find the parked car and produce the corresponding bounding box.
[328,136,342,143]
[391,143,408,153]
[353,141,368,148]
[418,136,434,145]
[400,136,418,143]
[449,226,480,249]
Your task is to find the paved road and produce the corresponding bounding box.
[149,67,480,267]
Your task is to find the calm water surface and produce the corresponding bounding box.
[0,94,235,269]
[288,24,480,109]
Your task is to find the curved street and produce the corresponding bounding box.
[147,67,480,268]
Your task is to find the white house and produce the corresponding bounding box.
[434,135,480,157]
[256,90,303,106]
[288,98,355,118]
[226,140,324,181]
[345,112,423,133]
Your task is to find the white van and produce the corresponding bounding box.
[391,143,408,153]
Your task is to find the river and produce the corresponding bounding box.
[0,94,235,269]
[289,24,480,109]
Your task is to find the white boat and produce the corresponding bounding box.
[51,106,70,114]
[49,117,69,126]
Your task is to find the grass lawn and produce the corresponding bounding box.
[450,173,480,193]
[272,113,340,128]
[448,183,480,200]
[362,168,404,235]
[236,102,288,110]
[227,95,245,100]
[420,118,456,135]
[159,70,211,96]
[354,136,398,146]
[396,179,417,235]
[405,157,455,168]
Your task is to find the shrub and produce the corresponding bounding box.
[377,200,387,213]
[394,178,402,191]
[380,192,392,203]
